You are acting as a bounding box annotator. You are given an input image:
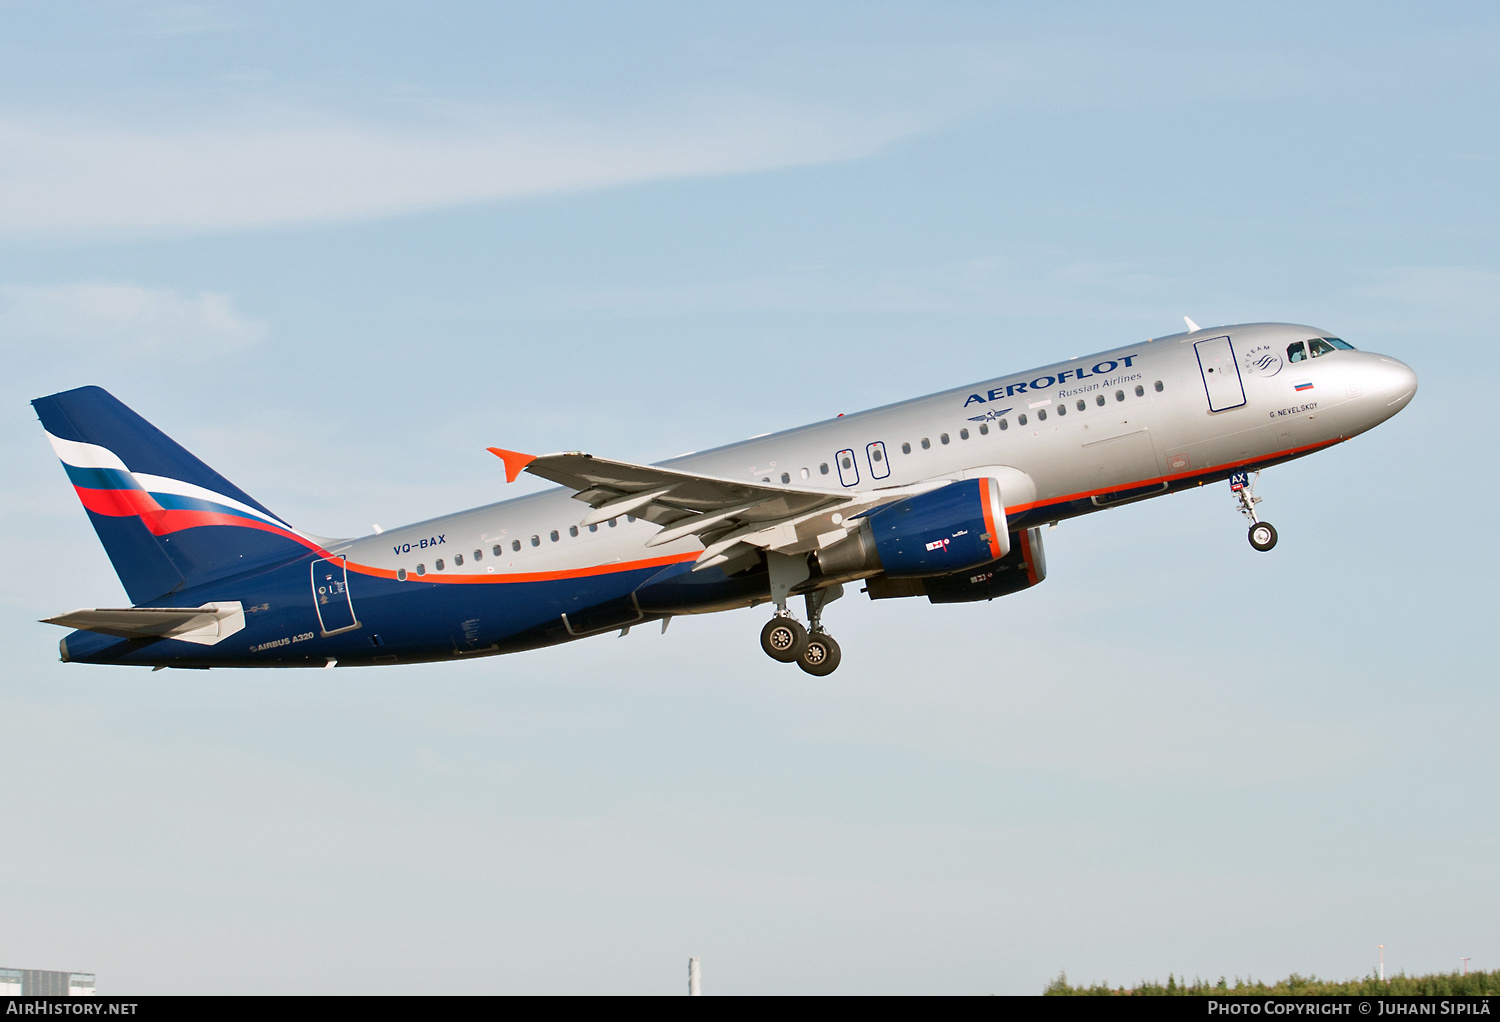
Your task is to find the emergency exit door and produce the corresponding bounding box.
[1194,336,1246,412]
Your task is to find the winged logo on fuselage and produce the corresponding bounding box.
[967,407,1014,423]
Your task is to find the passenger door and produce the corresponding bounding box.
[866,441,890,480]
[1194,336,1247,412]
[310,556,360,636]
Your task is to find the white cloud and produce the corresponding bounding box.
[0,98,926,235]
[0,282,266,354]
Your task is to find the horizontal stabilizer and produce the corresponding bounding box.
[42,602,245,646]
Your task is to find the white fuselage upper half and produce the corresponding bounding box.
[340,323,1417,580]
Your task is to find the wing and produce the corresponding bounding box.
[490,448,877,571]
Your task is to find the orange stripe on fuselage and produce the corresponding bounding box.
[999,436,1343,517]
[343,551,698,585]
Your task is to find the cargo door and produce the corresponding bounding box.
[1194,335,1246,412]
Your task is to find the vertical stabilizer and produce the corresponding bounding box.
[33,386,318,603]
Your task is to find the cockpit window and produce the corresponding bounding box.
[1322,337,1355,350]
[1287,340,1307,363]
[1309,338,1340,358]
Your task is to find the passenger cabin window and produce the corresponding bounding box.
[921,438,931,450]
[1055,404,1065,416]
[800,468,810,479]
[1115,390,1125,401]
[417,564,426,575]
[609,519,617,527]
[493,545,503,556]
[550,530,559,542]
[454,553,463,566]
[1096,394,1106,406]
[999,418,1008,430]
[1135,385,1145,397]
[627,515,636,523]
[940,433,950,444]
[820,463,829,474]
[474,549,482,561]
[1154,381,1164,392]
[979,423,989,435]
[1037,409,1046,421]
[1287,340,1307,363]
[531,535,540,546]
[511,540,521,551]
[1018,414,1028,426]
[781,472,790,483]
[569,526,579,537]
[435,558,445,571]
[901,443,911,454]
[1076,399,1085,411]
[589,525,597,533]
[959,428,969,439]
[397,568,407,581]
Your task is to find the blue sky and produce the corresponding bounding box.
[1,1,1496,994]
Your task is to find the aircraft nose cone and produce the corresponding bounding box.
[1381,357,1418,402]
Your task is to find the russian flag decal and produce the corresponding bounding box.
[1294,381,1314,392]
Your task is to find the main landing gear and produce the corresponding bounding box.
[759,552,844,676]
[1232,470,1278,552]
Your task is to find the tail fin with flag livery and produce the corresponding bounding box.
[32,386,319,605]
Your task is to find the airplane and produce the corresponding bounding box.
[34,321,1416,676]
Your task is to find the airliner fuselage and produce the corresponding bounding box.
[36,322,1417,674]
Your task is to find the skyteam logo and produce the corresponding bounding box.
[1241,342,1283,378]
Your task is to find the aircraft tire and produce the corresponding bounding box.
[761,617,808,663]
[797,633,841,677]
[1248,522,1278,552]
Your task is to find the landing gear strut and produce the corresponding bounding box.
[797,585,843,677]
[758,551,844,674]
[1232,470,1277,552]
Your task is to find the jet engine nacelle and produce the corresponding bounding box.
[864,526,1048,604]
[816,477,1008,579]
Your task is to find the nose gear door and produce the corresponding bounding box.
[1194,335,1247,412]
[310,556,360,636]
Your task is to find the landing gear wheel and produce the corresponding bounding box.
[1248,522,1278,552]
[798,633,841,677]
[761,617,808,663]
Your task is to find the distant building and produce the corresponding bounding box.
[0,969,95,996]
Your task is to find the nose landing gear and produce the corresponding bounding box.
[1232,470,1278,551]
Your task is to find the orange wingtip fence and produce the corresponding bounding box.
[486,448,536,483]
